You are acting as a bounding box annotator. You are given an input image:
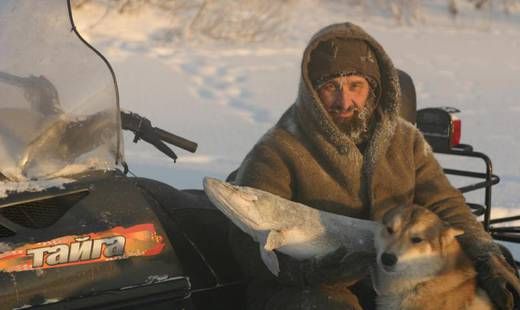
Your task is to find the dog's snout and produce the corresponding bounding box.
[381,252,398,267]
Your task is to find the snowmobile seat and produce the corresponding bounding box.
[396,69,417,124]
[133,178,247,309]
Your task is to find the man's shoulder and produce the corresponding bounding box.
[395,117,417,131]
[390,117,435,157]
[384,117,426,151]
[256,125,302,154]
[393,117,422,138]
[258,107,302,145]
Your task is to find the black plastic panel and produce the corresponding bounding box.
[0,172,183,309]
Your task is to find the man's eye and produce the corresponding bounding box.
[349,83,364,91]
[386,227,394,234]
[411,237,423,244]
[322,83,337,92]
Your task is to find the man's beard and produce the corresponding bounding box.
[332,97,376,145]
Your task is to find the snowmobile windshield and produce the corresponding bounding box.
[0,0,123,182]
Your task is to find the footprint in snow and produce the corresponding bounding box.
[180,60,271,123]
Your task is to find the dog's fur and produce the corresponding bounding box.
[372,205,494,310]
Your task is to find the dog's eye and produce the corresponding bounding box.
[411,237,423,244]
[386,227,394,234]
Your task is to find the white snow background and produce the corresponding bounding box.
[72,1,520,254]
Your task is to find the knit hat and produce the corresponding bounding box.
[308,38,381,90]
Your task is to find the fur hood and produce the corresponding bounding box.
[294,22,401,155]
[282,22,403,201]
[235,22,408,217]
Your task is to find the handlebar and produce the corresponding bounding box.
[154,127,198,153]
[120,111,198,163]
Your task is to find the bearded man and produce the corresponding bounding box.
[229,22,515,310]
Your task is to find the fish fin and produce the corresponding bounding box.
[264,230,283,251]
[259,245,280,276]
[369,265,383,295]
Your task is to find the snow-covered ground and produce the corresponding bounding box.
[72,0,520,249]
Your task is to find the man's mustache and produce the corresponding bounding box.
[327,105,359,115]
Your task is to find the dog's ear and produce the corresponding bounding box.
[442,226,464,244]
[382,205,406,225]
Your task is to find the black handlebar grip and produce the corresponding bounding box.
[154,127,198,153]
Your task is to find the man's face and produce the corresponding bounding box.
[317,74,374,143]
[317,74,370,123]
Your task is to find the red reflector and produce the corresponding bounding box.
[451,116,461,147]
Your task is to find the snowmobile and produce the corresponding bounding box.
[0,1,518,309]
[0,1,244,309]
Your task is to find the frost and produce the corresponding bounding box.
[144,274,170,283]
[120,275,187,290]
[0,242,13,252]
[13,299,60,310]
[0,178,74,199]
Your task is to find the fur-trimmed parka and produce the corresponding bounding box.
[230,22,499,307]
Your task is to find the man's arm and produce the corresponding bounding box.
[412,129,495,251]
[229,140,297,284]
[234,140,293,199]
[412,129,516,310]
[412,132,492,242]
[230,139,370,287]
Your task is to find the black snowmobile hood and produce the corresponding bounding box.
[0,0,123,183]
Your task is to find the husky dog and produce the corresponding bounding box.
[373,204,496,310]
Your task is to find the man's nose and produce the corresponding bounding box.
[335,88,355,109]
